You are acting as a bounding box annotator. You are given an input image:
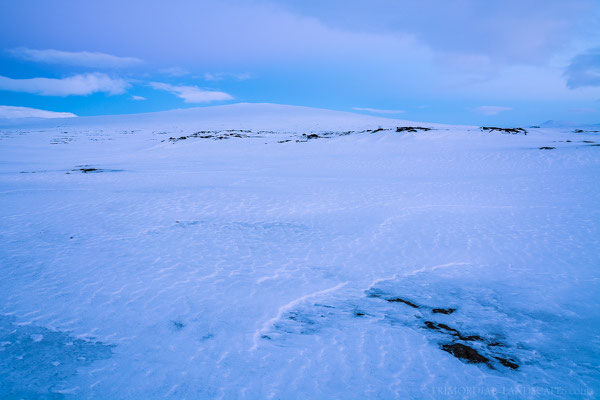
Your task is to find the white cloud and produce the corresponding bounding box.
[473,106,512,116]
[159,67,189,77]
[9,48,142,68]
[131,95,147,101]
[0,105,76,119]
[149,82,233,103]
[203,72,252,81]
[352,107,405,114]
[0,73,129,96]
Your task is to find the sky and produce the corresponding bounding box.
[0,0,599,125]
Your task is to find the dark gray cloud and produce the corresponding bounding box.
[264,0,598,65]
[564,47,600,88]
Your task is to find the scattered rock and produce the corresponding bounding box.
[425,321,439,330]
[71,166,123,173]
[495,356,519,369]
[425,321,455,333]
[386,297,420,308]
[303,133,321,139]
[169,130,251,142]
[461,334,486,341]
[574,129,600,133]
[441,343,489,364]
[396,126,432,133]
[481,126,527,135]
[423,321,484,342]
[432,308,456,315]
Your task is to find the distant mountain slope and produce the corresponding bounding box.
[0,103,451,132]
[540,120,600,128]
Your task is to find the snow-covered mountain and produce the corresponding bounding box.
[0,103,448,131]
[539,119,600,128]
[0,104,598,399]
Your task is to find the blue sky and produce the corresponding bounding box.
[0,0,599,125]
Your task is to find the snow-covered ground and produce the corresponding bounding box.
[0,103,598,399]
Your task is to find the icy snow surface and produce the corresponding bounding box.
[0,103,599,399]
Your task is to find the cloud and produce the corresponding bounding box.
[149,82,233,103]
[1,0,598,114]
[0,73,129,96]
[159,67,189,77]
[0,105,76,119]
[131,95,146,100]
[270,0,597,65]
[473,106,512,115]
[0,1,426,70]
[352,107,404,114]
[564,47,600,89]
[203,72,252,81]
[8,47,142,68]
[568,107,596,114]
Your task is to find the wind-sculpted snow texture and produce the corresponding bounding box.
[0,104,599,399]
